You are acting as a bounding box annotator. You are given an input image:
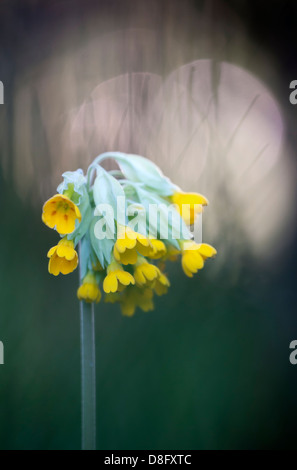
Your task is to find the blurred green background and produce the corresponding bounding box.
[0,170,296,450]
[0,0,297,450]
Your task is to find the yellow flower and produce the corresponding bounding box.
[103,260,135,293]
[42,194,82,235]
[77,272,101,303]
[121,287,154,317]
[172,191,208,225]
[154,273,170,296]
[114,245,138,265]
[47,238,78,276]
[147,239,167,260]
[181,241,217,278]
[198,243,218,260]
[113,225,151,265]
[134,258,161,286]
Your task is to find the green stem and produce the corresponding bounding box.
[87,151,126,188]
[80,299,96,450]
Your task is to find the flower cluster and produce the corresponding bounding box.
[42,152,216,316]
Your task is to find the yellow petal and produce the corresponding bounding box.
[47,246,57,258]
[159,273,170,286]
[181,258,194,278]
[122,249,138,265]
[142,264,160,281]
[134,269,146,285]
[115,247,138,265]
[55,213,75,235]
[74,204,82,222]
[42,212,56,229]
[116,236,136,253]
[79,284,101,303]
[42,194,81,234]
[198,244,217,259]
[137,242,152,257]
[103,273,118,293]
[148,240,167,259]
[56,243,76,261]
[125,227,138,240]
[117,271,135,286]
[113,245,121,262]
[60,255,78,275]
[173,192,209,206]
[136,233,150,247]
[48,254,60,276]
[184,252,204,271]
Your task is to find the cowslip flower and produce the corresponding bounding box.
[181,241,217,278]
[47,238,78,276]
[103,259,135,293]
[133,257,161,286]
[77,272,102,303]
[42,194,82,235]
[120,286,154,317]
[113,225,151,265]
[147,239,167,260]
[172,191,208,226]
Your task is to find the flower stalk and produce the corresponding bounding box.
[80,249,96,450]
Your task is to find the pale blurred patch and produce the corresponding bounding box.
[1,0,295,265]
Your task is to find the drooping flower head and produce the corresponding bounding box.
[154,273,170,296]
[42,151,216,316]
[47,238,78,276]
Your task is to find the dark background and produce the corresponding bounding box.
[0,0,296,450]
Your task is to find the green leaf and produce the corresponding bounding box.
[89,217,114,268]
[91,152,176,196]
[93,165,125,212]
[57,169,87,199]
[135,187,192,243]
[113,153,176,196]
[93,165,126,228]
